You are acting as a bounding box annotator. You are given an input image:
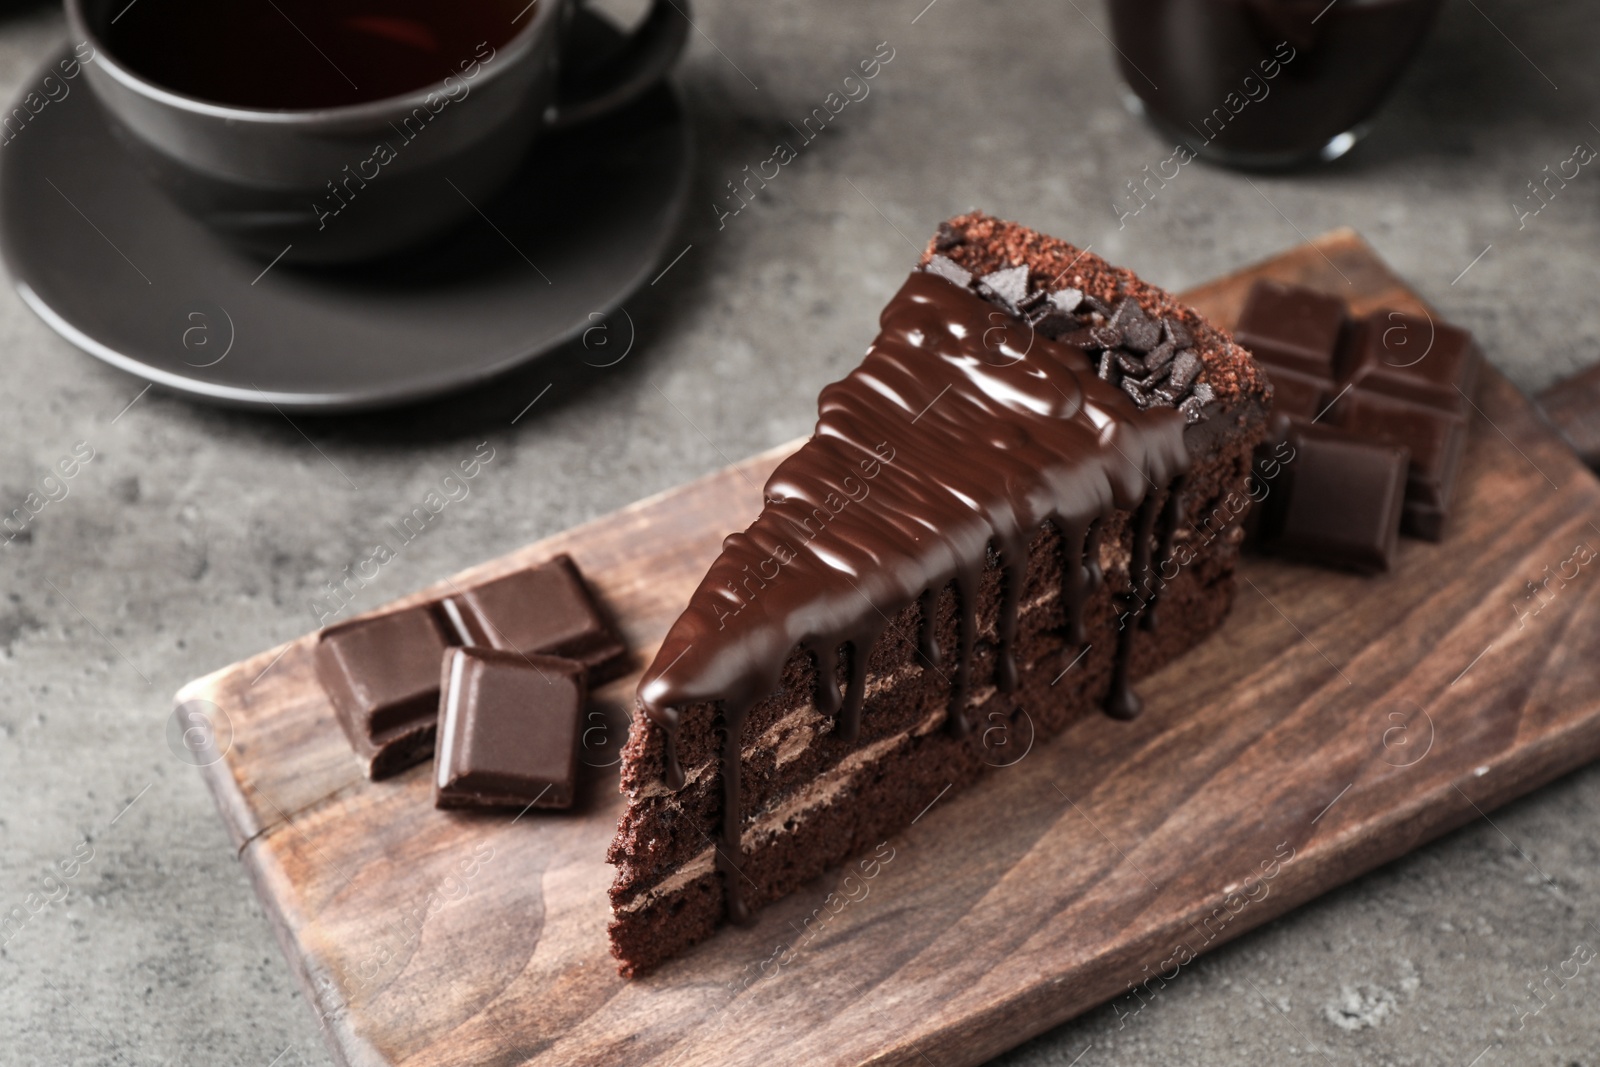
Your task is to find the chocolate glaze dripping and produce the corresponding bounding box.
[1061,520,1092,645]
[948,569,978,736]
[840,639,869,743]
[637,271,1191,925]
[917,588,941,664]
[807,639,843,720]
[1143,477,1188,632]
[716,710,752,924]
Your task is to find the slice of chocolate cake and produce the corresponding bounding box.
[607,212,1272,976]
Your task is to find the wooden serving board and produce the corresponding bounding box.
[183,231,1600,1067]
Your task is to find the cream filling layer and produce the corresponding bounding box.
[614,707,938,915]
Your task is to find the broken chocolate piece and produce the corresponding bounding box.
[1335,390,1467,542]
[977,265,1030,313]
[1119,302,1162,352]
[1050,288,1084,314]
[1235,280,1347,380]
[1254,423,1409,574]
[1237,280,1480,544]
[316,605,453,780]
[435,648,585,811]
[924,255,973,290]
[438,554,628,681]
[1162,317,1192,350]
[1168,349,1202,391]
[1347,310,1481,416]
[1089,324,1123,349]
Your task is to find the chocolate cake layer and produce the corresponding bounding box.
[608,213,1270,976]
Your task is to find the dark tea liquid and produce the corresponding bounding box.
[103,0,532,109]
[1109,0,1444,166]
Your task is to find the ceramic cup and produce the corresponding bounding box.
[65,0,689,263]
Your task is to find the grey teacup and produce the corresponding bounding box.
[65,0,688,264]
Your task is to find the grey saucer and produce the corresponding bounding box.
[0,35,691,412]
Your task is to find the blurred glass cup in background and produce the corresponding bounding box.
[1109,0,1446,169]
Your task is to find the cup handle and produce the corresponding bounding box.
[545,0,691,132]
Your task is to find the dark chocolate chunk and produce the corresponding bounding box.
[1089,324,1123,349]
[1238,280,1483,550]
[924,255,973,290]
[933,221,964,251]
[1334,390,1468,542]
[1097,351,1115,380]
[1254,423,1409,574]
[438,554,627,680]
[1347,310,1480,415]
[1168,349,1201,391]
[1119,302,1162,352]
[1030,309,1078,338]
[1049,287,1084,315]
[1083,294,1114,318]
[1115,351,1147,376]
[435,648,584,811]
[1144,339,1176,372]
[1262,365,1328,424]
[1234,280,1347,380]
[316,605,453,780]
[1162,317,1192,350]
[1120,377,1149,405]
[977,265,1030,313]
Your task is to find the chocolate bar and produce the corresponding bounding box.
[316,605,453,780]
[435,648,584,811]
[1235,281,1348,381]
[1252,423,1410,574]
[437,555,628,679]
[315,553,624,779]
[1237,280,1480,544]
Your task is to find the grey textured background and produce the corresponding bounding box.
[1,0,1597,1064]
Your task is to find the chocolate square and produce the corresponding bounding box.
[435,648,584,811]
[1335,390,1468,541]
[1261,363,1331,443]
[316,606,452,780]
[438,554,627,681]
[1347,310,1480,415]
[1234,280,1348,381]
[1255,424,1409,574]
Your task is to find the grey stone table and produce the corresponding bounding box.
[1,0,1595,1064]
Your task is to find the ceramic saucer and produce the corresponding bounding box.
[0,29,692,412]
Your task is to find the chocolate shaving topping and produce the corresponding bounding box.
[1145,339,1176,372]
[1168,350,1201,391]
[1089,324,1123,349]
[1050,288,1084,314]
[977,265,1030,314]
[1120,304,1162,353]
[917,262,1214,424]
[925,254,973,289]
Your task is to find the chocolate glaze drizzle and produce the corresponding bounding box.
[638,270,1191,924]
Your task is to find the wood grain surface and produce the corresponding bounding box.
[180,230,1600,1067]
